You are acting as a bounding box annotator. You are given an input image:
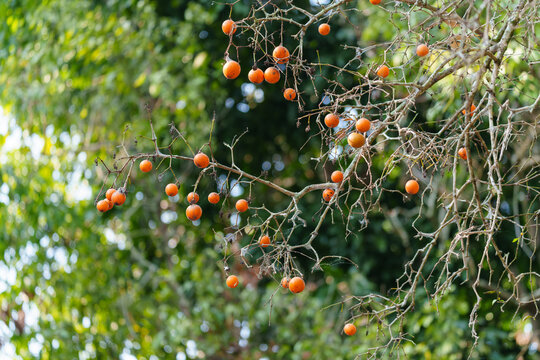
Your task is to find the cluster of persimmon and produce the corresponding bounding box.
[220,12,459,205]
[222,17,340,102]
[320,116,437,199]
[97,152,265,289]
[226,274,306,295]
[226,231,309,295]
[96,187,126,213]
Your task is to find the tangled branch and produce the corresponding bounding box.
[97,0,539,356]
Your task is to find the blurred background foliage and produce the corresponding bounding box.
[0,0,537,359]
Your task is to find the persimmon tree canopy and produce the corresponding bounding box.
[0,0,538,359]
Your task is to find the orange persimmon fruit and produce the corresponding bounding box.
[264,67,280,84]
[186,204,202,221]
[139,159,152,173]
[165,184,178,197]
[193,153,210,168]
[288,277,305,293]
[355,118,371,133]
[223,60,241,79]
[248,68,264,84]
[208,192,220,204]
[324,113,340,128]
[221,20,237,35]
[318,23,330,36]
[236,199,249,212]
[331,171,344,183]
[405,180,420,195]
[226,275,239,288]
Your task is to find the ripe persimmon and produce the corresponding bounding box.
[226,275,239,288]
[248,68,264,84]
[106,188,116,201]
[236,199,249,212]
[193,153,210,168]
[223,60,241,79]
[377,65,390,78]
[355,118,371,133]
[221,19,237,35]
[323,189,335,202]
[405,180,420,195]
[264,67,280,84]
[111,190,126,206]
[107,199,114,210]
[458,147,467,160]
[347,132,365,148]
[208,192,220,204]
[462,104,476,115]
[318,23,330,36]
[165,183,178,197]
[331,170,344,183]
[344,323,357,336]
[187,192,199,204]
[288,277,305,293]
[97,199,109,212]
[416,44,429,57]
[370,0,381,4]
[139,159,152,173]
[259,235,271,248]
[281,277,289,288]
[324,113,340,128]
[186,204,202,221]
[272,45,290,64]
[283,88,296,101]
